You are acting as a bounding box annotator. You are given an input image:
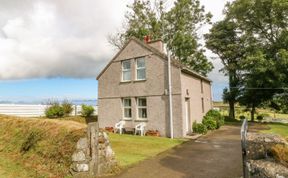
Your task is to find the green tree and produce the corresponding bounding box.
[109,0,164,49]
[225,0,288,121]
[109,0,213,76]
[205,19,244,119]
[164,0,213,75]
[272,92,288,114]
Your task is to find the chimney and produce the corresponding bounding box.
[147,39,164,53]
[143,35,151,43]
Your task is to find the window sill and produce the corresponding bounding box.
[123,118,132,121]
[135,119,148,122]
[120,81,132,84]
[134,79,146,82]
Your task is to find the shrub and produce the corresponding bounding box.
[192,121,207,134]
[270,144,288,167]
[239,115,246,120]
[21,130,43,153]
[256,115,264,121]
[81,104,95,117]
[62,100,73,116]
[45,102,64,118]
[205,110,224,129]
[202,116,217,130]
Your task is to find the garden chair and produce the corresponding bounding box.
[114,121,125,134]
[135,123,146,136]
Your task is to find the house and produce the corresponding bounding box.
[96,37,212,138]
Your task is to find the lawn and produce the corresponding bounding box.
[109,133,185,167]
[261,123,288,138]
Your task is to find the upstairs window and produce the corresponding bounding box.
[122,60,131,81]
[137,98,147,119]
[123,98,132,119]
[136,58,146,80]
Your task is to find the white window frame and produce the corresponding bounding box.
[122,60,131,82]
[123,98,132,120]
[136,57,146,81]
[137,97,147,120]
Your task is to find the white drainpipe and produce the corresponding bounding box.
[166,46,174,139]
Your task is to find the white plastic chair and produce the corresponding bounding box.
[134,123,146,136]
[114,121,125,134]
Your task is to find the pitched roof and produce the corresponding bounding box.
[96,37,211,83]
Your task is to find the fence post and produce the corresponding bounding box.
[241,119,249,178]
[74,105,77,116]
[88,122,99,176]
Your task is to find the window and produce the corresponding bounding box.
[201,97,205,113]
[137,98,147,119]
[123,98,132,119]
[136,58,146,80]
[122,60,131,81]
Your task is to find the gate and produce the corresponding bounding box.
[240,119,248,178]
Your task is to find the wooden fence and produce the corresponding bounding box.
[0,104,98,117]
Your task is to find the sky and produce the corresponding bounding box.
[0,0,229,103]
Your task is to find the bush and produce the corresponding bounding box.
[21,130,43,153]
[192,121,207,134]
[45,102,64,118]
[81,104,95,117]
[270,144,288,167]
[205,110,224,129]
[239,115,246,120]
[202,116,217,130]
[256,115,264,121]
[62,100,73,116]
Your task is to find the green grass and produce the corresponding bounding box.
[0,115,85,178]
[261,123,288,138]
[108,133,185,167]
[0,153,43,178]
[0,115,185,177]
[214,102,288,120]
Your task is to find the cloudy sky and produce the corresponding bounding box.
[0,0,229,102]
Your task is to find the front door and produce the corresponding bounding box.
[185,99,190,134]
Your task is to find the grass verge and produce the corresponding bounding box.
[260,123,288,138]
[0,115,185,177]
[0,115,85,178]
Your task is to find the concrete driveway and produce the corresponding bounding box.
[108,125,243,178]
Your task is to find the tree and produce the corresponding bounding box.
[272,92,288,114]
[205,19,244,119]
[109,0,213,76]
[224,0,288,121]
[109,0,164,49]
[164,0,213,75]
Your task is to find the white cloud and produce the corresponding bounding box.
[0,0,131,80]
[0,0,230,81]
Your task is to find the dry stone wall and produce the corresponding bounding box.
[246,133,288,178]
[70,123,118,177]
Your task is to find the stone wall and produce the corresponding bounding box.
[70,123,118,177]
[246,133,288,178]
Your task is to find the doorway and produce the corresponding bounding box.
[185,98,191,134]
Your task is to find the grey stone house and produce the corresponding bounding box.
[97,37,212,138]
